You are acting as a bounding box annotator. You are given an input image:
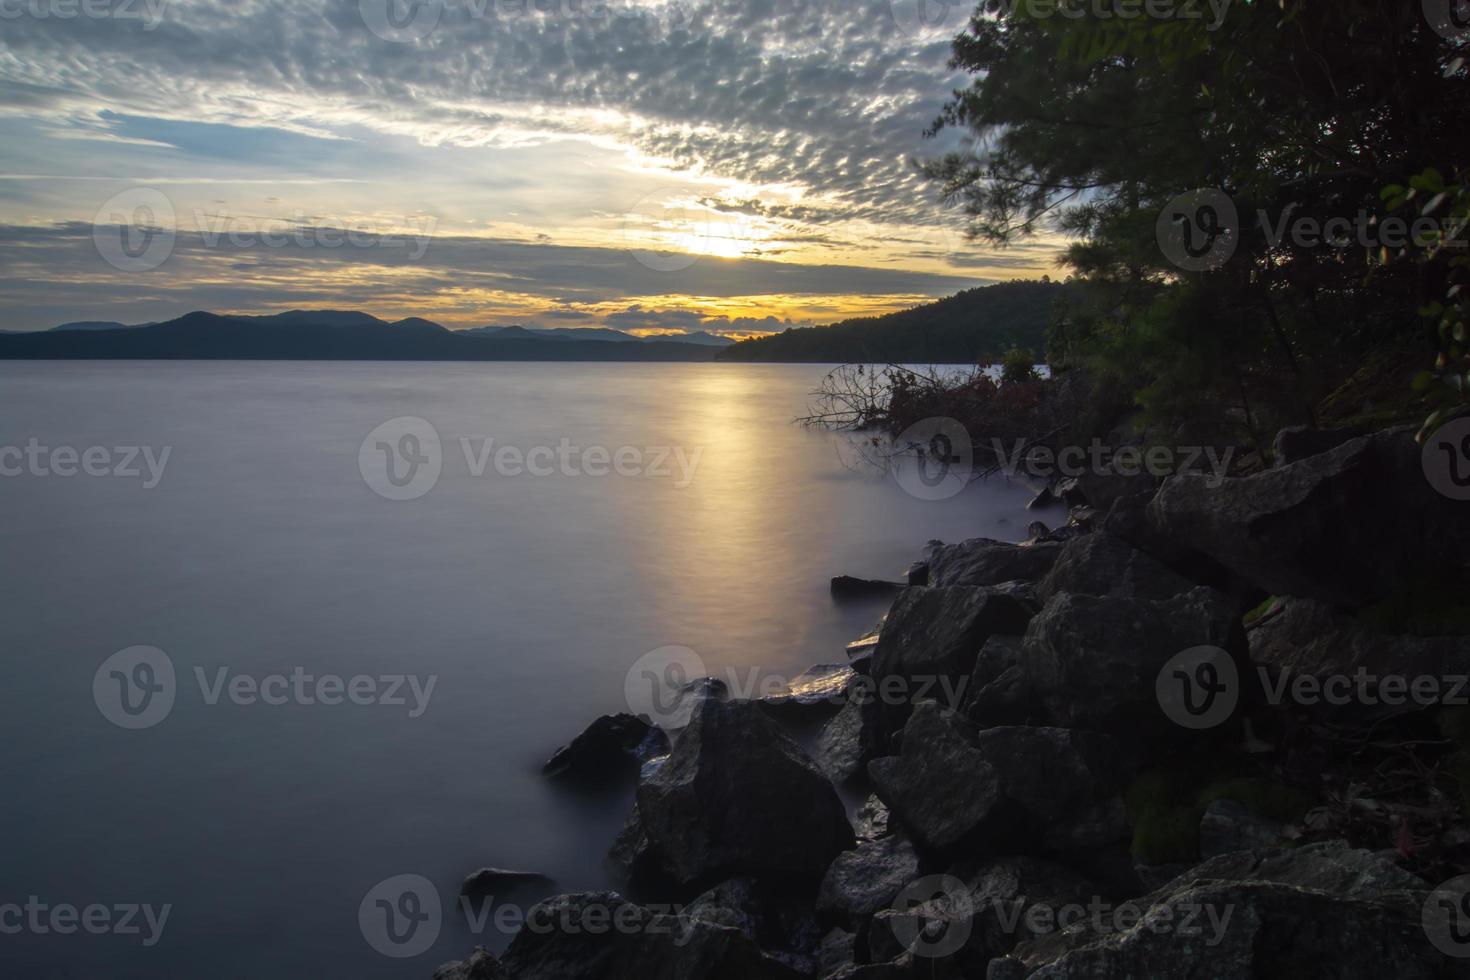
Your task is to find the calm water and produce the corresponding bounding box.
[0,361,1043,979]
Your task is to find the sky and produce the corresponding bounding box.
[0,0,1066,334]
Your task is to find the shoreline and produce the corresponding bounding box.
[436,421,1470,978]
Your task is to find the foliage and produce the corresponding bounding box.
[1000,347,1039,384]
[922,1,1470,439]
[718,280,1069,363]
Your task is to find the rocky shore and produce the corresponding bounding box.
[433,424,1470,979]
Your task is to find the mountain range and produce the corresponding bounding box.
[1,282,1067,362]
[0,311,724,361]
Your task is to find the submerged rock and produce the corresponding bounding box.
[635,697,853,885]
[831,576,906,601]
[460,868,554,899]
[757,664,854,718]
[543,714,669,779]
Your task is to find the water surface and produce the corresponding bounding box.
[0,361,1041,978]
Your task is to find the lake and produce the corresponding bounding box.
[0,361,1047,978]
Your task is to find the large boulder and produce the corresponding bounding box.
[1001,843,1445,979]
[925,539,1065,589]
[500,893,806,980]
[871,586,1034,736]
[1035,532,1196,605]
[817,836,921,921]
[1149,426,1470,606]
[1247,598,1470,720]
[635,698,853,885]
[867,703,1128,855]
[1022,587,1240,733]
[867,857,1099,970]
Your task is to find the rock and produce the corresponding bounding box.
[635,697,853,885]
[1247,597,1470,720]
[432,948,508,980]
[925,538,1065,589]
[1198,800,1288,859]
[460,868,554,899]
[963,665,1035,729]
[758,664,855,718]
[684,878,822,967]
[1007,842,1441,979]
[846,628,882,669]
[1022,587,1240,733]
[867,703,1003,852]
[501,893,806,980]
[1149,426,1470,606]
[1068,464,1160,512]
[817,837,921,921]
[905,560,931,586]
[871,586,1034,735]
[867,703,1127,855]
[818,928,857,977]
[831,576,906,601]
[605,805,663,888]
[852,795,891,841]
[1028,486,1059,510]
[816,682,883,784]
[868,857,1098,970]
[960,636,1036,729]
[1035,532,1196,605]
[543,714,670,779]
[1271,425,1362,466]
[1026,521,1052,542]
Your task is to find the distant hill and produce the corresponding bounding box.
[0,311,720,362]
[651,331,736,348]
[717,280,1069,363]
[463,325,733,346]
[50,320,152,332]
